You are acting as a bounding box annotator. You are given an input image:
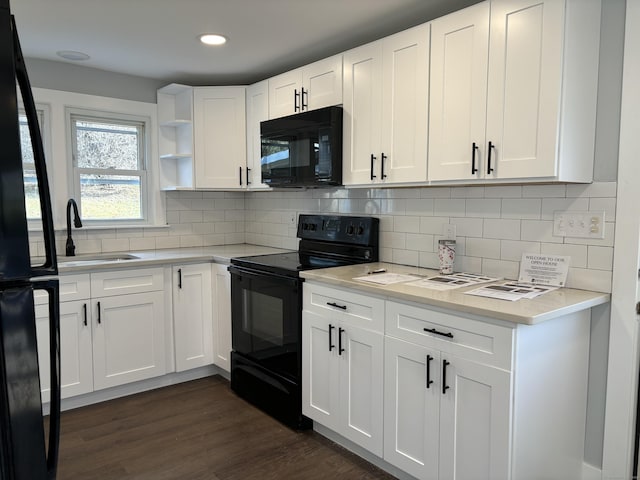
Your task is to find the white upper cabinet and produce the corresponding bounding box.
[428,2,490,182]
[193,86,247,189]
[245,81,270,189]
[268,55,343,119]
[428,0,601,183]
[157,84,247,190]
[343,24,430,186]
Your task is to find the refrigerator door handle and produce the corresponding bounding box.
[33,279,61,479]
[11,15,58,277]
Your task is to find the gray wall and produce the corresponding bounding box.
[24,58,165,103]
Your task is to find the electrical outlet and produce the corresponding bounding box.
[553,211,605,239]
[288,213,297,227]
[443,223,456,240]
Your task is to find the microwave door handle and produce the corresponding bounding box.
[12,16,57,276]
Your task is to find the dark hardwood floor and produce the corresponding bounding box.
[52,376,396,479]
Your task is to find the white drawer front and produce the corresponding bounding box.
[385,301,513,370]
[91,268,164,297]
[304,283,384,333]
[34,274,90,305]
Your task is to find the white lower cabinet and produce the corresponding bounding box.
[172,264,213,372]
[92,290,166,389]
[304,282,592,480]
[212,263,232,372]
[36,268,168,400]
[36,299,93,402]
[302,310,384,457]
[384,336,510,480]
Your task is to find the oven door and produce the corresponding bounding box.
[229,265,302,381]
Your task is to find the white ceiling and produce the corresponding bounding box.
[11,0,481,85]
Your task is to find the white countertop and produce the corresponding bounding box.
[56,244,291,273]
[300,262,610,325]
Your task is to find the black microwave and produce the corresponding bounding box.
[261,105,343,188]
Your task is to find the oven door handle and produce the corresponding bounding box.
[228,265,301,287]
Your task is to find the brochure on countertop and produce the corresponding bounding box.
[465,282,559,301]
[352,272,423,285]
[407,272,501,291]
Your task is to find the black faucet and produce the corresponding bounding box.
[66,199,82,256]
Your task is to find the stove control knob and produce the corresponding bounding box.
[347,225,355,235]
[357,225,365,235]
[309,223,317,231]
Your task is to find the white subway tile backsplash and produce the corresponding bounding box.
[501,198,541,220]
[500,240,540,261]
[29,182,613,294]
[540,243,588,268]
[465,199,502,218]
[483,218,520,240]
[466,238,501,259]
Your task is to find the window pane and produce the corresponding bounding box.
[19,113,41,219]
[79,174,142,220]
[75,119,141,170]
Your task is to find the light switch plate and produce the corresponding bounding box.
[553,211,605,239]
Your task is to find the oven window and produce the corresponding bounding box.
[242,290,283,346]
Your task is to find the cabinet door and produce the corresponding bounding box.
[36,300,93,402]
[485,0,564,180]
[193,86,247,189]
[383,336,440,480]
[302,54,343,112]
[339,325,384,457]
[268,69,302,118]
[92,291,166,390]
[439,354,511,480]
[380,23,430,184]
[173,264,213,372]
[302,310,340,432]
[342,40,383,185]
[245,81,269,190]
[428,2,490,182]
[212,264,232,372]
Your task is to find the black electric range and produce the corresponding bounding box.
[228,214,379,429]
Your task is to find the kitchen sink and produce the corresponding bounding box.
[57,253,139,266]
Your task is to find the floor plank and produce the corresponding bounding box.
[52,376,396,480]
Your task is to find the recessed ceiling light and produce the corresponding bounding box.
[56,50,90,61]
[199,34,227,46]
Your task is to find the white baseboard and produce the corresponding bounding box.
[42,365,224,415]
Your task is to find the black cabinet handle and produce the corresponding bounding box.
[97,301,101,324]
[370,154,377,180]
[301,87,308,111]
[442,359,450,395]
[178,268,183,289]
[82,303,87,327]
[327,302,347,310]
[487,141,495,174]
[423,327,454,339]
[338,327,345,355]
[246,167,251,185]
[381,153,388,179]
[294,89,300,112]
[426,355,434,389]
[239,166,243,186]
[471,142,479,174]
[328,324,335,351]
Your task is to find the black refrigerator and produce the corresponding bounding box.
[0,0,61,479]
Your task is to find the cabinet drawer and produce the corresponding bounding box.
[91,268,164,297]
[385,301,513,370]
[34,274,90,305]
[303,283,384,333]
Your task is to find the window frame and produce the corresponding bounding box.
[67,108,151,226]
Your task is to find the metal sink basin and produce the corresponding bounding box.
[58,253,139,266]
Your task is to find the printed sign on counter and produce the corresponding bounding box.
[518,254,570,287]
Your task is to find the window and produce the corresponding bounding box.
[70,112,147,223]
[19,109,44,220]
